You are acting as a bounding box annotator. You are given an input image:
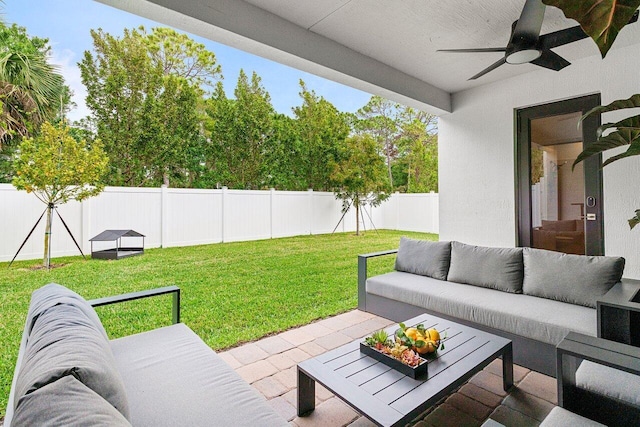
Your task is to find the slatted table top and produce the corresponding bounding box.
[297,313,513,427]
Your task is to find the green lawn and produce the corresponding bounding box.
[0,229,436,416]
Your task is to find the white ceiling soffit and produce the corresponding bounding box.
[97,0,640,115]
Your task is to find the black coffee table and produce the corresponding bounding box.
[297,313,513,427]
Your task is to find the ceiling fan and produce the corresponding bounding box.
[438,0,639,80]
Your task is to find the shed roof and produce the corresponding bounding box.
[90,230,145,241]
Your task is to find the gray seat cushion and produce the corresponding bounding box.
[11,375,132,427]
[110,323,289,427]
[14,302,131,420]
[575,360,640,407]
[395,238,451,280]
[523,248,625,308]
[447,242,523,293]
[539,406,605,427]
[366,272,595,345]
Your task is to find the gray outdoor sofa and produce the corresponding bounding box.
[4,283,288,427]
[358,238,626,377]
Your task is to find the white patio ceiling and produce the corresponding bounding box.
[98,0,640,115]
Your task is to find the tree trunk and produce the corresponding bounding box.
[43,205,53,268]
[355,199,360,236]
[163,171,170,187]
[386,153,393,189]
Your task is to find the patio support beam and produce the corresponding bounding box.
[96,0,452,114]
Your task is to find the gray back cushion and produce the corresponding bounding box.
[25,283,108,340]
[14,285,131,420]
[11,375,132,427]
[394,238,451,280]
[523,248,624,308]
[447,242,524,293]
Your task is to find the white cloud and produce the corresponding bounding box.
[49,48,91,122]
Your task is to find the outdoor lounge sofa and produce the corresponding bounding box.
[358,238,626,377]
[4,283,288,427]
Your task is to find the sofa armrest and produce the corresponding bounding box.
[557,332,640,426]
[358,249,398,311]
[88,285,181,324]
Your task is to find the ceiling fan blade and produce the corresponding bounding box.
[512,0,546,43]
[539,25,588,49]
[437,48,507,53]
[469,57,507,80]
[530,49,571,71]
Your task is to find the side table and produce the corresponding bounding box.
[597,279,640,346]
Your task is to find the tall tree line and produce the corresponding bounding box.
[1,24,438,193]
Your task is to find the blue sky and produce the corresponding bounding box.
[5,0,372,121]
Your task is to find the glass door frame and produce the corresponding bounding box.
[516,94,604,255]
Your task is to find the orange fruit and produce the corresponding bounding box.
[425,328,440,342]
[404,327,419,341]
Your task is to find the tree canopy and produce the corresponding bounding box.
[2,23,439,195]
[0,23,68,146]
[12,121,108,267]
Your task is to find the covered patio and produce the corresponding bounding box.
[222,309,557,426]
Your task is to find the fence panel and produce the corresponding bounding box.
[0,184,439,262]
[165,188,223,247]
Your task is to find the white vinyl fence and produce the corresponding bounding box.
[0,184,438,262]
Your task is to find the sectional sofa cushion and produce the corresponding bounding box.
[447,242,524,293]
[395,238,451,280]
[110,323,289,427]
[14,298,130,419]
[366,272,595,345]
[575,360,640,407]
[11,375,132,427]
[25,283,108,340]
[523,248,625,308]
[540,407,606,427]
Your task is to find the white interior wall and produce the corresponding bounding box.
[439,42,640,278]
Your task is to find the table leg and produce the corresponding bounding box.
[297,366,315,416]
[502,342,514,391]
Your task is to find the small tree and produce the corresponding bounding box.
[331,134,390,235]
[12,122,108,268]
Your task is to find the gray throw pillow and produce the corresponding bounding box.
[25,283,108,340]
[523,248,625,308]
[447,242,524,293]
[12,375,132,427]
[394,238,451,280]
[14,302,131,420]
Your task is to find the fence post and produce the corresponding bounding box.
[160,185,168,248]
[221,186,228,243]
[270,188,275,239]
[395,191,400,231]
[308,189,313,235]
[81,196,91,254]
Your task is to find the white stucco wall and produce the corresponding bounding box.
[439,42,640,279]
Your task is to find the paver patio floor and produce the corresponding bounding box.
[220,310,558,427]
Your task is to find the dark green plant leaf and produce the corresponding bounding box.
[572,130,637,169]
[602,139,640,166]
[629,210,640,229]
[542,0,640,57]
[585,94,640,119]
[597,114,640,138]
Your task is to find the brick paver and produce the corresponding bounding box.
[502,388,555,422]
[235,359,279,384]
[227,309,560,427]
[256,335,296,355]
[517,371,558,404]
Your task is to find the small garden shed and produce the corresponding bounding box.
[90,229,145,260]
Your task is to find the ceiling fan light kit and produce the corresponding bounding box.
[506,48,542,64]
